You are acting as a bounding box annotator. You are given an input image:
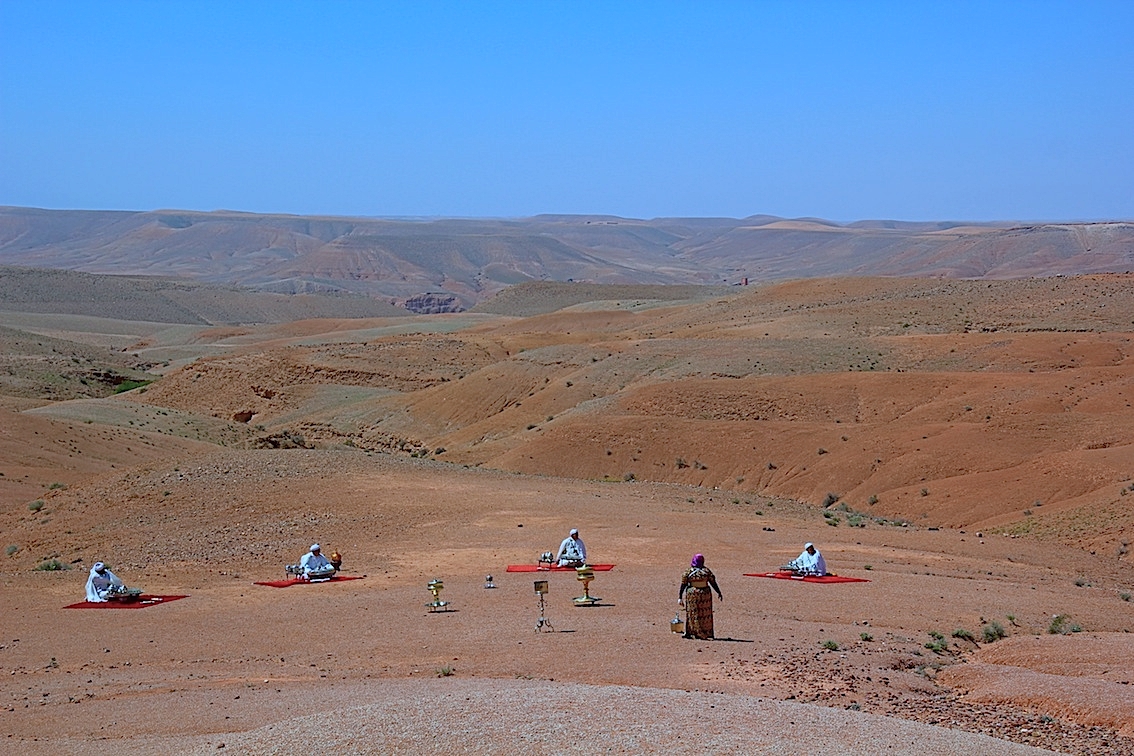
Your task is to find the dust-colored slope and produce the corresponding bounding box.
[5,271,1134,752]
[0,265,407,323]
[0,406,214,519]
[101,275,1134,559]
[471,280,735,316]
[1,449,1129,754]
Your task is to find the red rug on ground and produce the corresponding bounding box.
[253,575,365,588]
[64,595,188,609]
[505,564,615,572]
[744,571,870,584]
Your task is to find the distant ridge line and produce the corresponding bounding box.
[1,206,1132,307]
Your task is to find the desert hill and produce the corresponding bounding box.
[3,206,1134,308]
[110,274,1134,558]
[0,266,409,400]
[1,273,1132,753]
[0,265,407,323]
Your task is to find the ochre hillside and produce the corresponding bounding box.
[130,275,1134,556]
[2,274,1132,754]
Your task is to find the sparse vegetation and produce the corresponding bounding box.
[981,621,1007,643]
[822,492,840,508]
[5,544,18,556]
[1120,592,1131,602]
[951,628,975,643]
[28,500,44,512]
[34,559,69,571]
[1048,614,1081,635]
[860,632,873,642]
[113,379,153,393]
[48,482,67,490]
[822,640,839,651]
[925,631,949,653]
[435,666,455,677]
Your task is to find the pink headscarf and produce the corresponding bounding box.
[691,553,704,568]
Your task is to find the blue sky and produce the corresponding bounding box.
[1,1,1131,222]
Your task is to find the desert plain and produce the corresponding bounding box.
[2,273,1133,754]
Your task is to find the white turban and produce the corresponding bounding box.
[310,543,321,552]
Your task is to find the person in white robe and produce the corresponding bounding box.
[555,528,587,567]
[299,544,336,579]
[788,543,827,576]
[85,562,125,602]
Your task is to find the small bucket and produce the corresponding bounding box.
[670,613,685,634]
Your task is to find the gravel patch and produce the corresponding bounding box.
[164,679,1059,756]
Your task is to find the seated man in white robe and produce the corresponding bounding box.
[555,528,587,568]
[85,561,125,602]
[787,542,827,576]
[299,543,337,580]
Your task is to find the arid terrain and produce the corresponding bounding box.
[1,271,1132,754]
[4,206,1134,308]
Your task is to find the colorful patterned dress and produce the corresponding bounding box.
[680,565,721,640]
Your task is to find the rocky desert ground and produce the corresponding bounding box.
[2,273,1132,754]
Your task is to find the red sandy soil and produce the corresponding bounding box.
[3,451,1130,754]
[2,276,1133,753]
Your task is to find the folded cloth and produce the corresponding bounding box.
[254,575,365,588]
[64,595,188,609]
[505,564,616,572]
[744,571,870,584]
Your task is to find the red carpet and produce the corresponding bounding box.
[744,571,870,584]
[505,564,615,572]
[64,595,188,609]
[253,575,365,588]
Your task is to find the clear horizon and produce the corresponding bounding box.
[2,1,1131,223]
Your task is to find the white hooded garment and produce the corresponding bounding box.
[300,547,334,575]
[793,545,827,576]
[85,563,124,602]
[556,532,586,565]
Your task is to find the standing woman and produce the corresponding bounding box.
[679,553,723,639]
